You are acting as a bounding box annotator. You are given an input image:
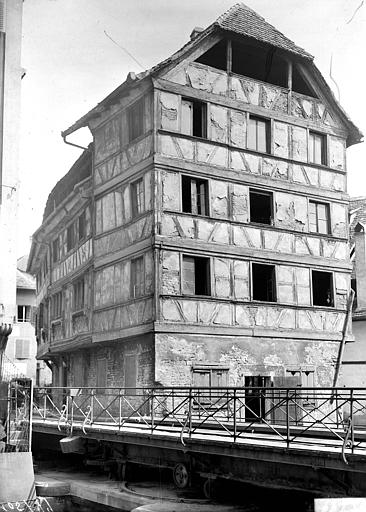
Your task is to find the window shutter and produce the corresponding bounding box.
[182,256,195,294]
[15,339,29,359]
[181,100,193,135]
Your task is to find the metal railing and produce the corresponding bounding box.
[32,386,366,461]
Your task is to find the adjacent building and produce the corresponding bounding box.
[0,0,24,376]
[340,197,366,387]
[2,256,51,384]
[28,4,362,395]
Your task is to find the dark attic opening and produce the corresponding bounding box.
[196,39,227,71]
[195,39,318,98]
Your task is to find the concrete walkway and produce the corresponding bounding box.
[35,470,249,511]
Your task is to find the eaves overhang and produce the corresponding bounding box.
[61,3,362,146]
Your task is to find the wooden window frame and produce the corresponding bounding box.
[73,277,85,312]
[309,200,330,235]
[131,256,144,299]
[251,262,277,303]
[130,177,144,218]
[181,98,208,139]
[182,254,211,296]
[51,291,63,320]
[181,175,209,216]
[52,238,60,263]
[128,98,144,143]
[249,188,274,225]
[17,305,31,323]
[308,131,327,166]
[247,115,270,154]
[66,223,75,253]
[78,211,86,242]
[311,270,334,308]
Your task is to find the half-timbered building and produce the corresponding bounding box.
[28,4,362,393]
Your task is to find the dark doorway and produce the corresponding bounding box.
[244,376,271,422]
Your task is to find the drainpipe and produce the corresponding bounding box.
[61,131,88,151]
[332,289,355,391]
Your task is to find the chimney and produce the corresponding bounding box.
[190,27,204,40]
[354,222,366,310]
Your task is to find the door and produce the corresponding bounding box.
[271,376,301,425]
[244,376,271,423]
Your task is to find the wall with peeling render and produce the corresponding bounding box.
[161,169,348,237]
[93,94,153,188]
[154,333,338,388]
[94,170,153,258]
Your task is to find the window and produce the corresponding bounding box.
[249,189,273,225]
[182,176,208,215]
[78,211,86,241]
[252,263,276,302]
[182,255,211,296]
[131,257,144,298]
[73,278,85,311]
[51,291,63,319]
[17,305,31,323]
[312,270,333,307]
[181,99,207,138]
[131,178,144,217]
[247,116,270,153]
[192,365,229,406]
[66,224,75,252]
[244,376,272,422]
[52,238,60,263]
[128,98,144,143]
[309,201,330,234]
[15,339,29,359]
[309,131,326,165]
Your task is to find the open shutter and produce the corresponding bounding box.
[233,260,250,300]
[277,266,294,304]
[272,376,301,425]
[182,256,195,294]
[181,100,193,135]
[213,258,230,298]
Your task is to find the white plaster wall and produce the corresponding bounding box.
[0,0,23,325]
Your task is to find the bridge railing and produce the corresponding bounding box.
[32,386,366,454]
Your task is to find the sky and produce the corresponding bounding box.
[18,0,366,256]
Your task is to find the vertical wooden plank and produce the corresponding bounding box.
[181,99,193,135]
[182,256,195,294]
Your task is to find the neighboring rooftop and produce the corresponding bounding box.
[350,197,366,241]
[16,257,35,290]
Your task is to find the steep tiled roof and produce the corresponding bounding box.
[216,3,313,59]
[350,197,366,242]
[16,269,35,290]
[62,3,362,147]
